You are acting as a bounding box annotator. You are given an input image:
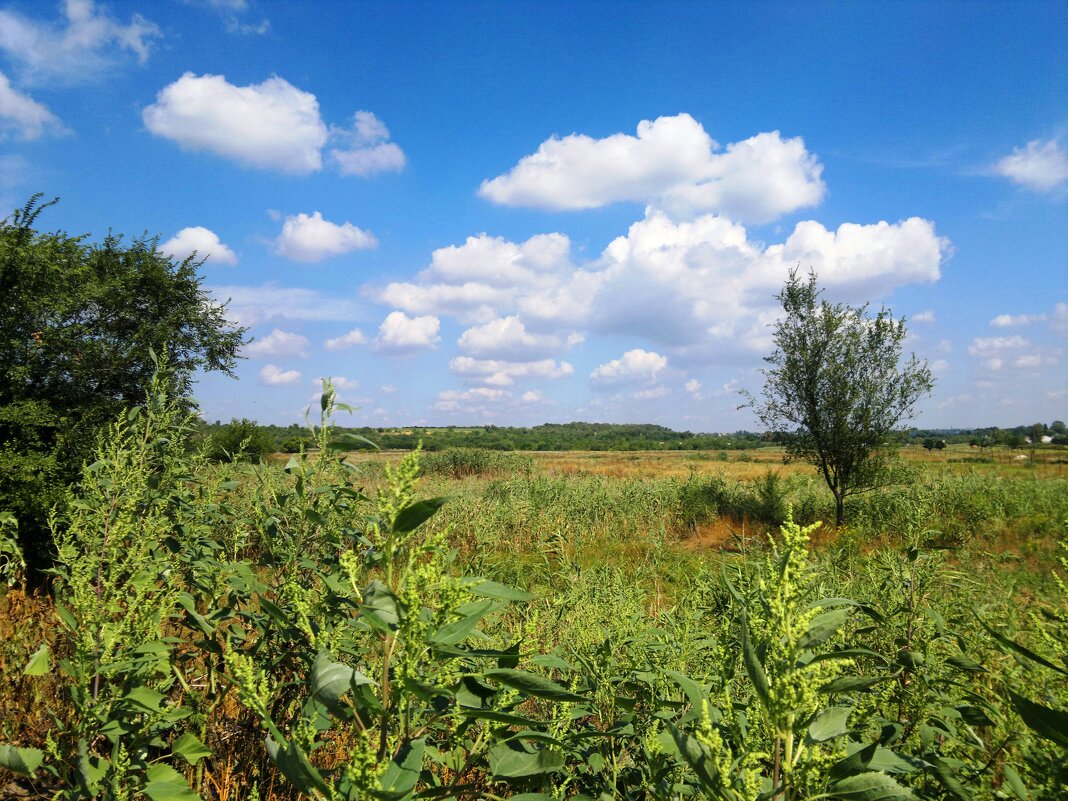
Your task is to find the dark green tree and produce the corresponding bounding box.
[744,269,934,525]
[0,195,247,574]
[208,418,276,463]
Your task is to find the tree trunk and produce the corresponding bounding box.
[834,493,845,526]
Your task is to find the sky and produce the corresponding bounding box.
[1,0,1066,431]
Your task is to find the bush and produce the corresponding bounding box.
[207,418,275,462]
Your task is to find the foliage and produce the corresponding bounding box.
[0,195,246,575]
[207,418,276,463]
[745,269,934,525]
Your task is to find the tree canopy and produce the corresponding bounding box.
[745,269,934,525]
[0,195,246,571]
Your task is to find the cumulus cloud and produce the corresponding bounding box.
[245,328,308,358]
[590,349,668,384]
[0,0,160,85]
[967,335,1032,371]
[479,114,825,223]
[323,328,368,350]
[375,311,440,353]
[208,283,363,327]
[457,316,581,360]
[0,71,65,139]
[143,73,329,173]
[450,356,573,387]
[260,363,302,385]
[685,379,702,394]
[274,211,377,262]
[330,110,406,176]
[993,139,1068,192]
[912,310,936,323]
[991,312,1046,328]
[634,386,670,400]
[144,75,405,177]
[159,226,237,265]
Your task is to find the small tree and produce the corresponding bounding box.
[744,269,934,525]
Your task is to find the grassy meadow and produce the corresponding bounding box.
[1,402,1066,800]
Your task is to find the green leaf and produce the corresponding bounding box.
[945,655,986,674]
[266,736,331,796]
[820,675,895,694]
[808,706,852,743]
[310,650,376,715]
[1009,690,1068,748]
[799,607,850,650]
[375,738,425,800]
[142,764,201,801]
[827,771,915,800]
[483,668,588,703]
[467,578,532,601]
[362,580,402,632]
[980,618,1068,676]
[740,611,770,706]
[1002,765,1029,801]
[488,741,564,778]
[392,497,448,533]
[0,743,44,776]
[666,723,720,790]
[664,669,708,710]
[429,599,495,646]
[22,642,50,676]
[830,742,917,778]
[122,686,167,713]
[171,733,211,765]
[325,432,380,452]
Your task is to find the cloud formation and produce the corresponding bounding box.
[375,311,440,353]
[245,329,309,358]
[457,316,581,360]
[993,139,1068,192]
[0,0,160,84]
[450,356,574,387]
[260,363,302,385]
[159,226,238,265]
[143,74,406,177]
[208,283,363,326]
[274,211,377,262]
[324,328,368,350]
[590,349,668,384]
[0,72,65,139]
[479,114,825,223]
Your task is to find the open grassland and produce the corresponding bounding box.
[2,427,1066,799]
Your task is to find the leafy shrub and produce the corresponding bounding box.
[208,417,275,462]
[420,447,533,479]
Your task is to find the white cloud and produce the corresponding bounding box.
[274,211,377,262]
[423,232,573,287]
[993,139,1068,192]
[330,110,406,176]
[685,379,701,394]
[0,71,65,139]
[380,385,397,394]
[991,312,1046,328]
[1053,303,1068,336]
[144,73,328,174]
[912,310,935,323]
[450,356,573,387]
[159,226,237,265]
[318,375,358,390]
[634,386,670,400]
[260,363,302,385]
[968,335,1032,372]
[245,328,308,358]
[0,0,160,85]
[375,311,440,353]
[479,114,825,223]
[591,349,668,384]
[377,281,515,324]
[457,316,580,359]
[208,283,363,327]
[323,328,368,351]
[520,390,544,403]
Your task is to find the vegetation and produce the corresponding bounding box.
[0,197,246,575]
[0,375,1065,800]
[745,269,934,525]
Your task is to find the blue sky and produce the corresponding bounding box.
[2,0,1065,431]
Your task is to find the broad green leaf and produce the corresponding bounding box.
[171,733,211,765]
[458,708,541,727]
[22,642,50,676]
[310,650,375,715]
[980,618,1068,676]
[529,654,573,671]
[362,580,402,632]
[820,675,895,694]
[483,668,587,703]
[664,669,708,710]
[488,741,564,778]
[142,764,201,801]
[0,743,44,775]
[467,578,532,601]
[666,723,720,789]
[392,497,448,533]
[1002,765,1029,800]
[429,600,495,646]
[808,706,852,743]
[266,736,331,796]
[740,611,770,706]
[830,742,917,778]
[375,738,425,800]
[798,607,850,650]
[827,771,915,800]
[945,655,986,674]
[325,432,380,452]
[1009,691,1068,748]
[122,686,167,713]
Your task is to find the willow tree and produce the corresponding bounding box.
[745,269,934,525]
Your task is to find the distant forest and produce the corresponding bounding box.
[198,418,1068,457]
